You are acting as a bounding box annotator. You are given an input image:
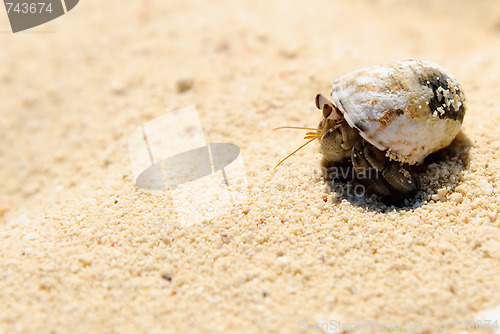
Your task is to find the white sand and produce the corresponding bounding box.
[1,0,499,333]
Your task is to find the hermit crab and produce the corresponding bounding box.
[275,60,466,197]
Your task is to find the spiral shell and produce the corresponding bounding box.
[330,60,466,165]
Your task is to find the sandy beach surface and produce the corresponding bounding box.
[1,0,500,333]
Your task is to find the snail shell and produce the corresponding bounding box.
[330,60,466,165]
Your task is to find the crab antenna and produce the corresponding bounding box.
[274,121,335,169]
[274,137,319,169]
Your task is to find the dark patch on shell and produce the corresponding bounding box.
[354,121,367,132]
[414,67,465,122]
[381,108,405,121]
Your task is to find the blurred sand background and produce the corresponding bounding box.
[1,0,500,333]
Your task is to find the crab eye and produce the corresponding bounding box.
[322,105,333,119]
